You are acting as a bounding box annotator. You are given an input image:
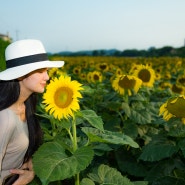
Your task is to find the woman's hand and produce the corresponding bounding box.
[10,158,35,185]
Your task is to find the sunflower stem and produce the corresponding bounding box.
[123,93,129,103]
[117,111,125,131]
[75,173,80,185]
[72,117,79,185]
[67,129,74,144]
[72,117,78,152]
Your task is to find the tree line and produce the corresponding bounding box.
[0,39,11,71]
[55,46,185,57]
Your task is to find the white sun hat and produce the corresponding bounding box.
[0,39,64,80]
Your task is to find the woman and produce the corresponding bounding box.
[0,39,64,185]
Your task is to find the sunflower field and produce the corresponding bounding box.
[31,56,185,185]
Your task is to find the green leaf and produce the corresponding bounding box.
[28,177,42,185]
[133,181,148,185]
[100,112,121,132]
[82,85,95,95]
[81,127,139,148]
[152,176,185,185]
[35,112,52,120]
[139,136,179,161]
[168,122,185,137]
[80,178,95,185]
[59,119,72,130]
[88,164,134,185]
[107,101,122,112]
[130,108,152,124]
[145,158,185,184]
[122,102,131,116]
[79,110,104,131]
[93,143,113,156]
[123,121,138,139]
[115,148,147,177]
[33,142,94,185]
[178,138,185,157]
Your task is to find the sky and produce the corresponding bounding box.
[1,0,185,53]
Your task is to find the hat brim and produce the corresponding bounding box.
[0,60,64,80]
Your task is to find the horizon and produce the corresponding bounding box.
[52,45,185,54]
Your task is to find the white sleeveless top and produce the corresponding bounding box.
[0,108,29,183]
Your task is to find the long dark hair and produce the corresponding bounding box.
[0,80,43,161]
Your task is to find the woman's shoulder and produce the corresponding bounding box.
[0,108,17,127]
[0,108,13,116]
[0,108,10,117]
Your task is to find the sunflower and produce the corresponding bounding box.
[96,62,109,72]
[112,75,142,96]
[79,73,87,81]
[129,63,140,75]
[159,95,185,122]
[73,66,81,75]
[109,64,117,73]
[176,74,185,86]
[163,72,171,80]
[159,82,172,90]
[43,75,83,120]
[56,70,67,77]
[115,68,123,76]
[171,84,185,95]
[91,71,103,83]
[87,71,103,83]
[176,60,182,67]
[155,66,162,74]
[48,67,66,79]
[155,73,161,81]
[48,68,58,78]
[132,64,156,87]
[89,60,95,68]
[87,72,93,83]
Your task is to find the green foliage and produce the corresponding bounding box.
[88,164,134,185]
[138,133,179,161]
[81,127,139,148]
[87,164,148,185]
[34,106,139,184]
[32,56,185,184]
[0,39,11,71]
[115,147,147,177]
[80,178,95,185]
[77,110,104,131]
[33,142,94,185]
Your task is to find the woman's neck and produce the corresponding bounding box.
[9,101,26,122]
[9,81,32,121]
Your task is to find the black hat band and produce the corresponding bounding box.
[6,53,48,68]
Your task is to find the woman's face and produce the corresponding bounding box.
[21,68,49,94]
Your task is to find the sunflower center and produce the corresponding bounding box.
[171,84,183,94]
[118,76,136,89]
[54,87,73,108]
[93,74,99,81]
[167,97,185,117]
[74,69,80,74]
[178,77,185,85]
[138,69,151,82]
[100,64,107,70]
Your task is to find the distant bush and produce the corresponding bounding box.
[0,39,11,71]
